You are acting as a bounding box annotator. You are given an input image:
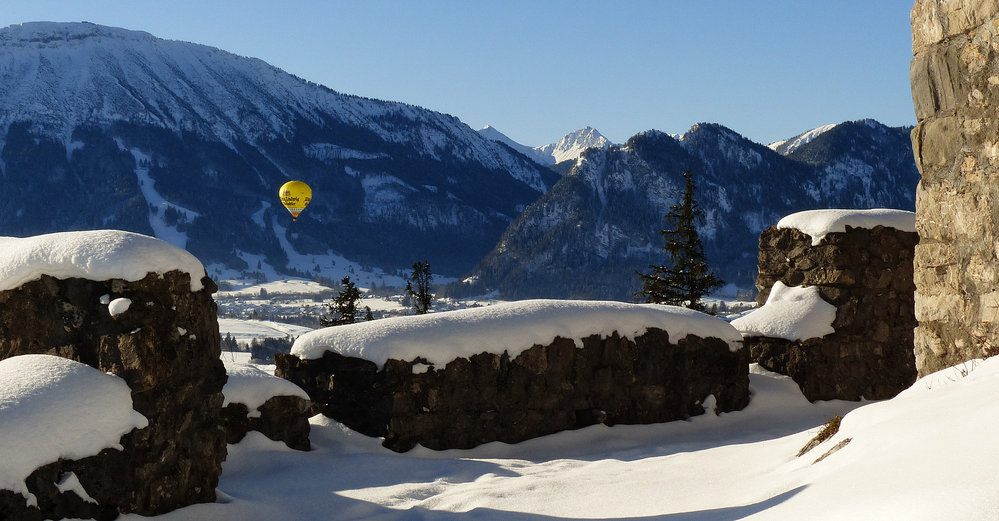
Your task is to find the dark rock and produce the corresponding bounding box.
[0,271,226,517]
[277,328,749,452]
[221,395,313,451]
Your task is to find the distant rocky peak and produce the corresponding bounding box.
[536,126,612,165]
[478,125,613,168]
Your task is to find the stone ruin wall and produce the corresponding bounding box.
[276,329,749,452]
[910,1,999,375]
[221,394,313,451]
[0,271,227,521]
[748,225,918,401]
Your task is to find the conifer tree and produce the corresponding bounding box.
[320,276,362,327]
[406,261,434,314]
[637,171,722,311]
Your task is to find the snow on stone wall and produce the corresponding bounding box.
[746,221,917,401]
[291,299,744,367]
[280,301,749,451]
[0,355,147,506]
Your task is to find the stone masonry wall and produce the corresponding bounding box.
[749,226,918,401]
[0,271,227,520]
[276,329,749,452]
[910,1,999,375]
[221,395,313,451]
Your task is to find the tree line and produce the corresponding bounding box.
[319,260,435,327]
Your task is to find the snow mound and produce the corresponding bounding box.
[782,356,999,520]
[731,282,836,341]
[0,230,207,292]
[108,297,132,317]
[223,360,309,412]
[0,354,148,503]
[291,299,743,366]
[777,208,916,246]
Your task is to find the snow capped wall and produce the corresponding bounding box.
[291,299,744,367]
[223,360,309,411]
[0,254,227,518]
[221,360,312,451]
[748,220,918,401]
[0,230,207,292]
[279,303,749,451]
[776,208,916,246]
[0,354,147,505]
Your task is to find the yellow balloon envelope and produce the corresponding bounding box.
[279,180,312,221]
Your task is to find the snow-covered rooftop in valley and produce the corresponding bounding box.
[291,299,744,366]
[776,208,917,246]
[0,354,148,504]
[218,318,314,344]
[222,360,309,413]
[0,230,207,292]
[731,282,836,341]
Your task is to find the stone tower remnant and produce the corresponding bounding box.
[911,1,999,375]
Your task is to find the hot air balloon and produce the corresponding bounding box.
[279,180,312,221]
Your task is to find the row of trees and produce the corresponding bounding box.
[319,260,435,327]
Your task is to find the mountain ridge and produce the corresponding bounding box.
[452,119,918,300]
[0,22,918,299]
[0,21,557,284]
[478,125,612,167]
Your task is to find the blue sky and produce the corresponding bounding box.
[2,1,916,146]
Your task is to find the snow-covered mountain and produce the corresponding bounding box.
[478,125,612,167]
[535,126,612,165]
[454,120,919,300]
[768,123,837,156]
[0,22,559,282]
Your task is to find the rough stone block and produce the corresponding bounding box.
[749,226,917,401]
[0,272,226,518]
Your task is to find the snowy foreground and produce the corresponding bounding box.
[121,358,999,521]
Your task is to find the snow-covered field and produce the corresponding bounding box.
[120,358,999,521]
[218,318,314,345]
[213,277,516,334]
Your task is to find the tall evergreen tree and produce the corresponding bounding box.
[406,261,434,315]
[637,171,722,311]
[319,276,362,327]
